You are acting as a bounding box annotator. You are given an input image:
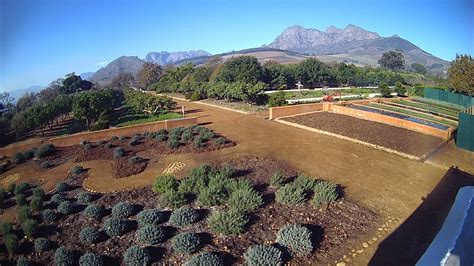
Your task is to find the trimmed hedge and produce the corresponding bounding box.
[123,245,151,266]
[172,232,201,254]
[276,224,313,256]
[244,245,283,266]
[207,209,248,236]
[169,207,200,227]
[136,225,167,245]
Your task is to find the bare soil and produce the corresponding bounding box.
[283,112,444,157]
[0,157,377,265]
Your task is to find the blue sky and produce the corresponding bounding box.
[1,0,473,91]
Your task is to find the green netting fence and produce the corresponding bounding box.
[424,88,474,108]
[456,107,474,152]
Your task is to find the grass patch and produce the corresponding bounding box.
[392,99,459,117]
[116,112,182,127]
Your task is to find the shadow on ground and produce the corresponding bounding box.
[369,167,474,265]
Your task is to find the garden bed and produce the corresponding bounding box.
[0,156,377,265]
[282,112,444,157]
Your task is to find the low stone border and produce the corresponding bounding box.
[274,118,421,161]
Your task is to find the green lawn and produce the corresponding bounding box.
[366,103,457,127]
[411,97,465,112]
[391,99,459,118]
[116,112,182,127]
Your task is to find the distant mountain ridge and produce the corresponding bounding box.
[6,86,45,103]
[145,50,211,65]
[90,56,145,85]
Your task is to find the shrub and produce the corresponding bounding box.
[228,189,262,213]
[22,219,38,238]
[12,152,26,164]
[136,209,164,227]
[14,183,30,195]
[79,227,101,244]
[207,209,248,236]
[293,174,316,191]
[169,127,184,139]
[178,175,206,196]
[226,179,253,194]
[40,161,52,169]
[84,204,105,220]
[136,225,167,245]
[268,90,287,107]
[42,209,58,222]
[113,147,125,158]
[270,172,285,188]
[153,174,179,194]
[105,142,114,149]
[275,184,306,205]
[111,201,134,218]
[124,245,152,265]
[158,189,187,209]
[18,205,31,222]
[181,129,193,143]
[5,234,19,256]
[32,187,45,199]
[51,193,67,204]
[119,135,127,141]
[395,81,406,96]
[1,222,13,235]
[34,237,51,252]
[17,256,30,266]
[168,138,179,149]
[16,193,27,206]
[169,207,200,227]
[312,181,338,206]
[186,252,223,266]
[30,196,43,211]
[214,137,227,146]
[154,133,167,142]
[102,217,128,237]
[201,130,215,141]
[172,232,201,253]
[191,126,205,134]
[77,192,94,204]
[35,144,55,159]
[276,224,313,256]
[244,245,283,266]
[23,148,37,159]
[7,182,16,193]
[128,139,139,147]
[70,165,85,175]
[128,156,143,164]
[84,143,93,150]
[193,136,204,148]
[54,246,74,266]
[80,140,88,146]
[57,201,76,215]
[196,180,229,207]
[379,82,391,98]
[79,253,103,266]
[55,182,70,192]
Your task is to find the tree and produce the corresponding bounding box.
[0,92,14,106]
[217,56,263,84]
[124,89,176,115]
[394,81,406,96]
[111,73,134,89]
[297,58,333,87]
[61,73,92,94]
[72,90,114,129]
[448,54,474,95]
[137,62,163,89]
[16,93,37,112]
[378,51,405,70]
[411,63,427,75]
[379,82,391,97]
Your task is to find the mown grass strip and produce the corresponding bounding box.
[392,99,459,117]
[116,112,182,127]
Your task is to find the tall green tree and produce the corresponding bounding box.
[411,63,427,75]
[448,54,474,95]
[137,62,163,89]
[297,58,333,87]
[378,51,405,70]
[72,90,114,129]
[217,56,263,84]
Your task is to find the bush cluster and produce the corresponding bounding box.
[227,188,262,213]
[78,191,95,204]
[275,184,306,205]
[54,246,74,266]
[136,225,167,245]
[244,245,283,266]
[123,245,152,265]
[79,227,101,244]
[312,180,338,206]
[158,190,187,209]
[153,174,179,194]
[111,202,134,218]
[55,182,70,192]
[22,219,38,238]
[293,174,316,191]
[84,204,105,220]
[276,224,313,256]
[169,207,200,227]
[34,237,51,253]
[35,144,55,159]
[136,209,164,227]
[102,217,128,237]
[207,209,248,236]
[270,172,285,188]
[79,253,103,266]
[42,209,58,222]
[113,147,125,158]
[172,232,201,254]
[58,201,76,215]
[186,252,223,266]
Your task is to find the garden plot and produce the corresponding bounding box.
[282,112,444,157]
[0,157,377,265]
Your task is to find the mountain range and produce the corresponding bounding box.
[86,24,449,85]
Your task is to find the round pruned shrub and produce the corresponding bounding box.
[113,147,125,158]
[18,205,31,223]
[169,207,200,227]
[111,201,134,218]
[153,174,179,194]
[136,209,164,227]
[32,187,45,199]
[5,233,19,256]
[275,184,306,205]
[172,232,201,254]
[158,190,187,209]
[30,196,43,212]
[102,217,128,237]
[276,224,313,257]
[12,152,26,164]
[128,156,143,164]
[0,222,13,235]
[54,246,74,266]
[78,192,95,204]
[227,188,262,213]
[270,172,285,188]
[14,183,30,195]
[244,244,283,266]
[42,209,58,222]
[79,227,101,244]
[35,144,55,159]
[55,182,70,192]
[186,252,223,266]
[17,256,30,266]
[84,204,105,220]
[22,219,38,238]
[40,161,52,170]
[136,225,167,245]
[207,209,248,236]
[312,180,338,206]
[58,201,76,215]
[123,245,151,266]
[70,165,85,175]
[34,237,51,253]
[50,193,67,204]
[79,252,103,266]
[16,193,27,206]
